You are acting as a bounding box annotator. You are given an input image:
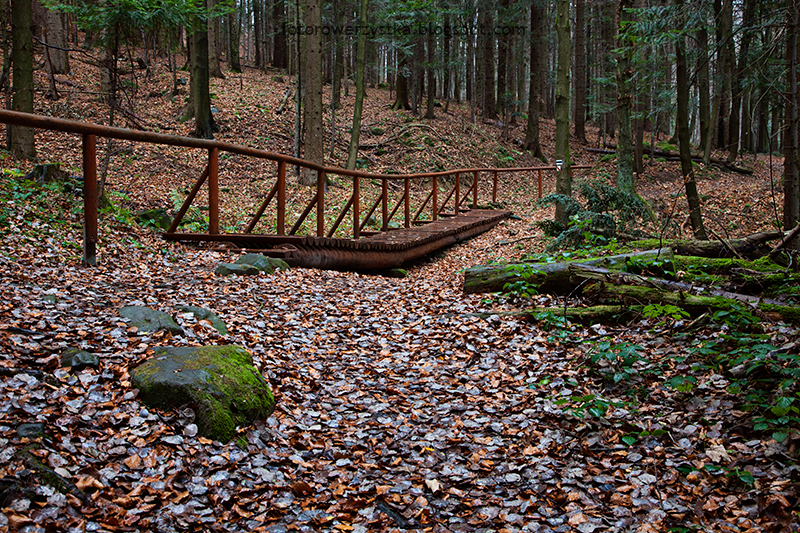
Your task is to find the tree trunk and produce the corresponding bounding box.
[727,0,754,162]
[207,0,224,78]
[463,248,673,294]
[785,0,800,244]
[346,0,368,170]
[392,53,411,110]
[9,0,36,159]
[331,0,344,110]
[480,2,496,120]
[425,27,435,119]
[524,1,544,159]
[615,0,635,194]
[554,0,571,225]
[273,0,287,69]
[300,0,323,185]
[698,26,710,153]
[228,0,241,73]
[714,0,734,151]
[36,1,69,74]
[496,0,509,120]
[192,8,217,139]
[574,0,587,144]
[675,2,707,240]
[253,0,262,68]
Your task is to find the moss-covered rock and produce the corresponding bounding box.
[130,345,275,442]
[177,305,229,335]
[135,208,172,230]
[120,306,184,335]
[214,262,261,276]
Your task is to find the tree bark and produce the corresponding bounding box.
[697,26,710,153]
[480,1,496,120]
[346,0,368,170]
[675,2,707,240]
[615,0,635,194]
[228,0,241,72]
[192,8,217,139]
[523,1,544,159]
[786,0,800,244]
[574,0,587,144]
[300,0,323,185]
[9,0,36,159]
[554,0,571,225]
[273,0,287,69]
[425,27,435,119]
[207,0,224,78]
[392,52,411,110]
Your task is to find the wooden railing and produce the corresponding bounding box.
[0,109,590,266]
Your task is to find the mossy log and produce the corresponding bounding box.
[468,305,640,323]
[627,232,784,259]
[568,264,787,307]
[463,248,673,294]
[584,283,800,324]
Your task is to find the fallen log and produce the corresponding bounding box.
[466,305,639,323]
[587,146,753,175]
[627,232,784,259]
[584,283,800,324]
[567,264,788,307]
[463,248,673,294]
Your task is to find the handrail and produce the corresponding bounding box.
[0,109,592,267]
[0,109,588,180]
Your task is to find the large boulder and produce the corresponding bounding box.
[130,346,275,442]
[120,306,184,335]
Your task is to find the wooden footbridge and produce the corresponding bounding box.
[0,110,589,270]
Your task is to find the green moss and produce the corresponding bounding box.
[131,345,275,442]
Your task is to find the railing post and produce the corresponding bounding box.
[82,134,97,266]
[208,147,219,234]
[472,170,478,209]
[454,173,460,215]
[432,176,438,221]
[404,178,410,228]
[381,178,388,231]
[277,160,286,235]
[353,176,360,238]
[493,170,498,203]
[317,170,325,237]
[537,169,543,199]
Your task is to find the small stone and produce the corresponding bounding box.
[60,349,100,371]
[184,424,198,437]
[177,305,229,335]
[120,306,184,335]
[17,423,46,439]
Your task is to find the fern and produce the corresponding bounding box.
[537,180,651,250]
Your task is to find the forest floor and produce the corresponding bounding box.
[0,56,798,532]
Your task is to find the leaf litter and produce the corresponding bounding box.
[0,54,798,533]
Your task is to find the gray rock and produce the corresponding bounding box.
[61,349,100,371]
[177,305,229,335]
[135,208,172,231]
[235,253,272,271]
[214,263,261,276]
[120,306,184,335]
[17,423,46,439]
[131,345,275,443]
[234,254,290,274]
